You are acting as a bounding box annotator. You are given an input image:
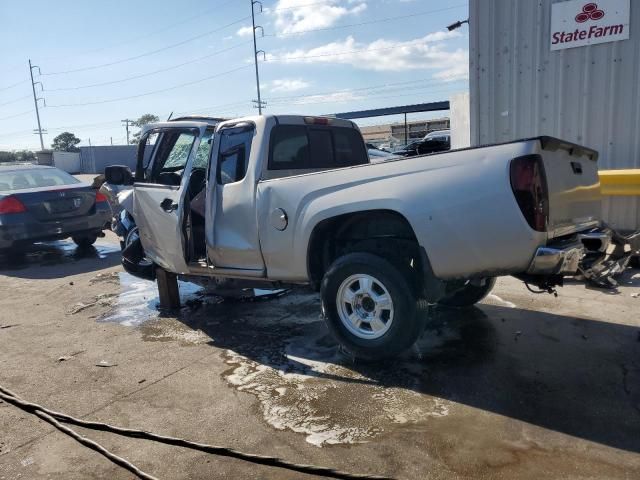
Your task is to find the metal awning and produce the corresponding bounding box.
[332,101,450,120]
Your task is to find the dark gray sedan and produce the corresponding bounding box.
[0,165,111,251]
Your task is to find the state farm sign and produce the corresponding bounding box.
[550,0,630,51]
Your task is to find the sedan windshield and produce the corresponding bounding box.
[0,168,81,192]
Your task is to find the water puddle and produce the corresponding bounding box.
[222,321,453,447]
[94,271,494,447]
[98,273,203,327]
[485,294,517,308]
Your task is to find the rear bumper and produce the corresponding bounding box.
[0,205,111,249]
[527,227,640,277]
[527,242,585,275]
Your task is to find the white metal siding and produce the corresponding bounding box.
[52,152,81,174]
[470,0,640,230]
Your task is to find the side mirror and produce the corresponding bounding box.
[104,165,134,186]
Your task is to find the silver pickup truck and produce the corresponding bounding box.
[105,114,638,360]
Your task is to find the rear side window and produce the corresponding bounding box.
[269,125,368,170]
[217,124,254,185]
[0,168,80,192]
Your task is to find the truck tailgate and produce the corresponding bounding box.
[538,137,601,239]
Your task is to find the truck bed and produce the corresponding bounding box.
[256,137,602,282]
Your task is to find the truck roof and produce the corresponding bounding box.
[144,114,358,134]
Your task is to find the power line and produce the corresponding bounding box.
[44,42,252,92]
[268,38,456,62]
[263,1,350,12]
[266,85,464,108]
[41,16,251,76]
[0,109,34,122]
[46,64,252,107]
[263,4,467,37]
[0,94,31,107]
[39,0,241,62]
[0,80,29,93]
[265,76,467,103]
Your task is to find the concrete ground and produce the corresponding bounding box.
[0,232,639,480]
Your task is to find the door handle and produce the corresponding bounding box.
[160,198,179,213]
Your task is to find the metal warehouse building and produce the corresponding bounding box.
[469,0,639,230]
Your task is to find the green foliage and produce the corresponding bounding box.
[52,132,81,152]
[131,114,160,144]
[0,150,37,163]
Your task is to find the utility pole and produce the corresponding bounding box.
[251,0,266,114]
[29,59,46,151]
[121,119,133,144]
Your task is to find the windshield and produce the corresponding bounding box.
[0,168,80,192]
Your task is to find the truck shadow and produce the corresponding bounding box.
[0,239,121,279]
[175,293,640,453]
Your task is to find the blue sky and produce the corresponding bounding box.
[0,0,469,150]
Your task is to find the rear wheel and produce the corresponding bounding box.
[321,252,425,361]
[438,277,496,307]
[72,233,98,248]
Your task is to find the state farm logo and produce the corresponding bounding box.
[550,0,629,51]
[575,3,605,23]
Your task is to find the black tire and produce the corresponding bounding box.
[320,252,424,361]
[72,233,98,248]
[438,277,496,307]
[121,236,155,281]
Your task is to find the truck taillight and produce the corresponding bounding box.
[0,196,27,214]
[510,155,549,232]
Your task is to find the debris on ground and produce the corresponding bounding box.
[0,324,19,330]
[57,351,85,362]
[96,360,118,368]
[69,293,116,315]
[514,331,522,342]
[631,293,639,298]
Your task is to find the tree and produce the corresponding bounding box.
[0,150,36,163]
[131,114,160,144]
[52,132,81,152]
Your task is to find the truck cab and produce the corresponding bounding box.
[130,114,368,279]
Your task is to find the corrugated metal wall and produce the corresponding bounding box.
[79,145,137,174]
[470,0,640,230]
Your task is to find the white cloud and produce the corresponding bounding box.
[266,31,468,80]
[266,78,311,93]
[270,0,367,35]
[236,25,254,37]
[289,90,363,105]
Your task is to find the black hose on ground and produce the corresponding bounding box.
[0,385,396,480]
[0,389,158,480]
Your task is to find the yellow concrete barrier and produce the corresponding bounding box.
[598,169,640,196]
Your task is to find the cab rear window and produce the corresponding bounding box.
[268,125,368,170]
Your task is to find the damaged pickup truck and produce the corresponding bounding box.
[106,114,639,360]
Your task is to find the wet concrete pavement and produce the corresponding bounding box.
[1,233,639,479]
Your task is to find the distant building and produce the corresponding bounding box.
[360,117,450,145]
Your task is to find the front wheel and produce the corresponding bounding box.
[321,252,425,361]
[438,277,496,307]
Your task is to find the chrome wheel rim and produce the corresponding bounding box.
[336,274,394,339]
[125,227,152,267]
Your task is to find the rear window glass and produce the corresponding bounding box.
[269,125,368,170]
[270,126,309,169]
[0,168,80,192]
